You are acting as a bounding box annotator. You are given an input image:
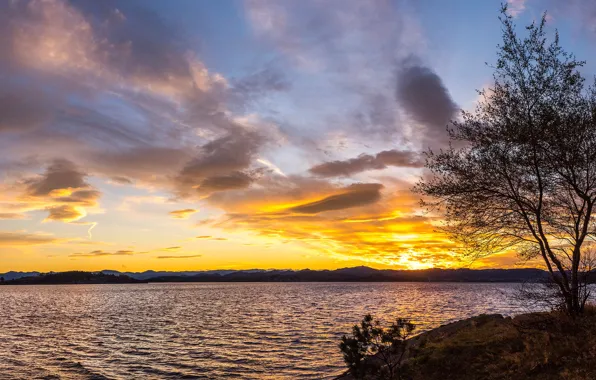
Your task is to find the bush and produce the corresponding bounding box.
[339,314,415,379]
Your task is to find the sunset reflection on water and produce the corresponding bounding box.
[0,282,536,379]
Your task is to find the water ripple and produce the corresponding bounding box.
[0,282,534,379]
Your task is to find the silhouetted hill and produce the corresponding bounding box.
[147,267,552,283]
[3,267,592,283]
[0,271,144,285]
[0,271,40,281]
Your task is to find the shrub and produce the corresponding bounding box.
[339,314,415,379]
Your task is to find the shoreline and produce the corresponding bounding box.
[335,310,596,379]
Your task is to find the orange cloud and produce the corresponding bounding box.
[205,178,465,269]
[169,209,198,219]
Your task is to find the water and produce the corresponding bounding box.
[0,282,533,379]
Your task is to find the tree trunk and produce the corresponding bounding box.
[566,266,581,316]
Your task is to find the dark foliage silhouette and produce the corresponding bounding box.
[340,314,415,379]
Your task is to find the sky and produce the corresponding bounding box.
[1,0,595,272]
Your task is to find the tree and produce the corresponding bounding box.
[339,314,415,379]
[416,5,596,316]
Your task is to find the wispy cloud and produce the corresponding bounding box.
[195,235,227,241]
[156,254,202,259]
[70,250,140,257]
[0,231,59,246]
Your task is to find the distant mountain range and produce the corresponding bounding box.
[0,266,574,284]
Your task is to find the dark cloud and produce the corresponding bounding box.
[176,132,265,196]
[309,149,423,177]
[198,172,254,193]
[25,159,87,196]
[0,85,55,132]
[179,133,261,180]
[396,61,458,145]
[0,231,58,246]
[289,183,383,214]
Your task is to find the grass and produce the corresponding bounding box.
[402,306,596,380]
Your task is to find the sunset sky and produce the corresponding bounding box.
[1,0,596,272]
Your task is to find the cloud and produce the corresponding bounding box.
[161,246,181,251]
[178,133,262,180]
[25,159,87,197]
[88,147,191,186]
[0,0,462,269]
[289,183,383,214]
[507,0,527,17]
[0,213,27,220]
[210,181,458,268]
[0,231,58,246]
[56,189,102,206]
[197,172,255,193]
[396,61,458,147]
[0,0,279,201]
[548,0,596,36]
[17,159,101,223]
[0,85,56,132]
[195,235,227,241]
[169,209,198,219]
[157,254,202,259]
[244,0,425,141]
[45,205,85,222]
[70,249,137,257]
[230,65,291,109]
[175,131,267,197]
[309,150,423,177]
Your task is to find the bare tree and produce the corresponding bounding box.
[416,5,596,316]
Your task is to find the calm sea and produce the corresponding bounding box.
[0,282,534,379]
